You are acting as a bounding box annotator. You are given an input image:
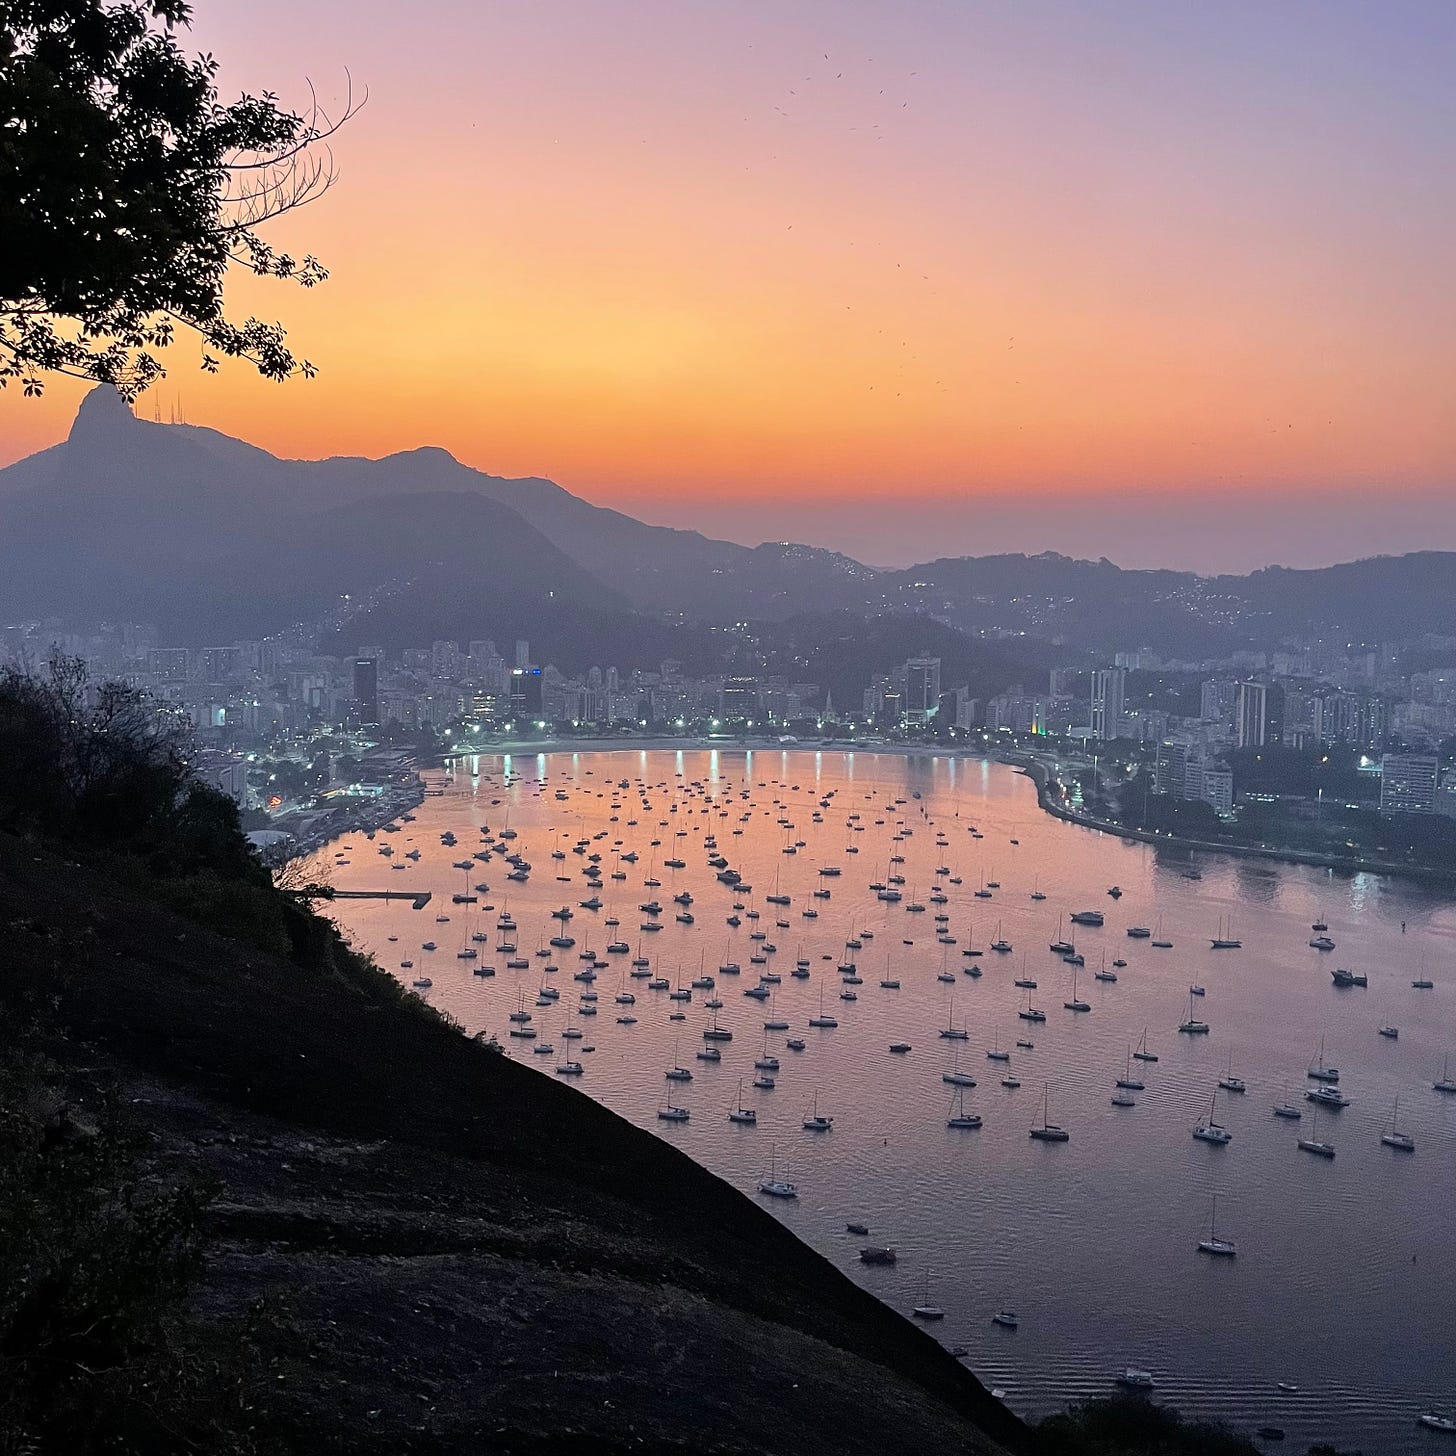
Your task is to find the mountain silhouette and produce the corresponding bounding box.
[3,389,1453,655]
[0,388,874,639]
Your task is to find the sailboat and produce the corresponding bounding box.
[802,1091,834,1132]
[1049,913,1074,957]
[756,1145,797,1197]
[728,1079,757,1125]
[1434,1054,1456,1094]
[947,1084,983,1129]
[1132,1027,1158,1063]
[754,1030,780,1072]
[1178,990,1210,1035]
[664,1038,693,1081]
[1116,1047,1144,1091]
[1217,1051,1246,1093]
[1193,1087,1232,1144]
[936,941,956,984]
[1029,1084,1070,1142]
[1210,914,1241,950]
[1272,1082,1302,1120]
[808,986,839,1028]
[942,1044,976,1086]
[1298,1104,1336,1157]
[1307,1037,1339,1083]
[1196,1194,1237,1257]
[763,987,789,1031]
[880,952,901,990]
[1013,951,1037,990]
[1064,963,1091,1012]
[939,992,969,1040]
[911,1268,946,1320]
[1018,987,1047,1023]
[1380,1095,1414,1151]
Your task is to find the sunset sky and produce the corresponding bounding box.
[4,1,1455,569]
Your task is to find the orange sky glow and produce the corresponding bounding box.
[3,2,1453,566]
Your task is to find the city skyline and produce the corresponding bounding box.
[3,2,1454,572]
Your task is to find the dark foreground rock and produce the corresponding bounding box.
[0,832,1021,1455]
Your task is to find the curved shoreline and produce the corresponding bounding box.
[442,734,960,761]
[1005,752,1456,888]
[423,734,1455,887]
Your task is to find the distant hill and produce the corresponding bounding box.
[0,388,875,639]
[884,550,1456,655]
[0,390,620,640]
[3,390,1451,661]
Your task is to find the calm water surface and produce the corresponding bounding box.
[325,750,1456,1453]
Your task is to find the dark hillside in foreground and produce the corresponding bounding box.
[0,829,1020,1455]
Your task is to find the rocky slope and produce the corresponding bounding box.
[0,831,1022,1455]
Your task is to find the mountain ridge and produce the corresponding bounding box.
[3,388,1454,656]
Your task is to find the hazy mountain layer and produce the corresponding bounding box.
[3,389,1451,657]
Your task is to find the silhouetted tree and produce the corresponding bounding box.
[0,655,265,881]
[1,0,360,397]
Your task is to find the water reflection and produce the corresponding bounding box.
[328,750,1456,1453]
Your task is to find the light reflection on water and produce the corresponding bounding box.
[327,749,1456,1455]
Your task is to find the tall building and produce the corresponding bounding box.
[509,665,543,719]
[1280,685,1323,749]
[1152,740,1195,798]
[720,675,760,722]
[1200,679,1237,725]
[1380,754,1438,815]
[352,657,379,726]
[1235,681,1268,749]
[1090,667,1126,741]
[515,639,531,670]
[431,639,459,678]
[904,657,942,725]
[1194,764,1234,815]
[1153,740,1233,815]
